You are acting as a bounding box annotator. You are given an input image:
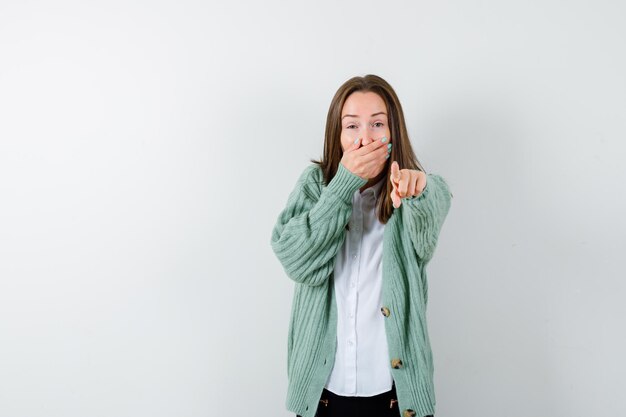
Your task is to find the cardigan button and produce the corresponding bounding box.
[391,358,403,369]
[403,409,416,417]
[381,307,390,317]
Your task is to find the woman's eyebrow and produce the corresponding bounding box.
[341,112,387,120]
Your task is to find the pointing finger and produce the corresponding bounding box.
[391,161,401,184]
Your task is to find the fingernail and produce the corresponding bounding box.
[354,138,360,144]
[387,143,392,149]
[386,154,390,159]
[381,136,387,143]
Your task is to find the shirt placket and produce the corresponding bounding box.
[345,193,362,394]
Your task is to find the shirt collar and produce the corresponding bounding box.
[360,176,385,202]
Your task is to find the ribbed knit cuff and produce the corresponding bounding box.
[326,162,368,204]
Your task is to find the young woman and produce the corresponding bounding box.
[270,74,453,417]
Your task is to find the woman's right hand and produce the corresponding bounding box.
[340,136,390,180]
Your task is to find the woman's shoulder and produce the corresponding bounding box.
[283,163,326,202]
[295,163,325,186]
[425,172,454,199]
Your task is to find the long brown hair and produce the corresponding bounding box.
[310,74,426,224]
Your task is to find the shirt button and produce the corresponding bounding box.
[348,340,353,346]
[349,313,354,318]
[351,281,355,288]
[403,410,416,417]
[381,307,391,317]
[391,358,403,369]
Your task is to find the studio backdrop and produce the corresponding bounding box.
[0,1,624,416]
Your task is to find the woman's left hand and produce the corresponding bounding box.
[389,161,427,208]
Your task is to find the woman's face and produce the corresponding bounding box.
[340,91,392,154]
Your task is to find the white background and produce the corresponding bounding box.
[1,1,624,416]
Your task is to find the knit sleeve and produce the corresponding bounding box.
[270,162,368,286]
[399,173,453,263]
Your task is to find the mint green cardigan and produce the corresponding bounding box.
[270,162,453,417]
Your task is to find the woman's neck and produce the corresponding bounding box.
[359,170,386,193]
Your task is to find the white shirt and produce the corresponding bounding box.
[325,176,394,397]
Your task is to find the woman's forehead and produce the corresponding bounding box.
[342,92,387,117]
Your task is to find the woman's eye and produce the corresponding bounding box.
[346,125,356,129]
[373,122,384,128]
